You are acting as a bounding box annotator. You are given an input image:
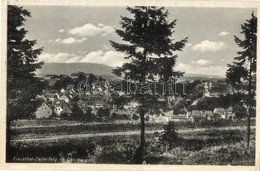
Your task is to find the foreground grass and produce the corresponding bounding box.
[10,119,255,140]
[9,128,255,165]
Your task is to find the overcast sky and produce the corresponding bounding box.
[23,6,256,76]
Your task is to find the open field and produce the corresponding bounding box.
[10,119,256,140]
[8,119,256,165]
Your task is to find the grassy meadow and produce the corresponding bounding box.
[9,119,256,165]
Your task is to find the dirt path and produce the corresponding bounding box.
[11,126,255,143]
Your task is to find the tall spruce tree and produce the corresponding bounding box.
[226,12,257,148]
[110,6,187,163]
[7,5,44,161]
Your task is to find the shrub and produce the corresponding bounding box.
[96,108,110,120]
[132,114,139,120]
[233,104,247,119]
[160,121,179,150]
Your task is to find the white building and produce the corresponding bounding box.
[59,95,69,103]
[54,106,63,117]
[35,103,52,119]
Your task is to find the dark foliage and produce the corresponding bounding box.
[7,5,44,161]
[226,12,257,148]
[160,121,179,150]
[110,6,187,162]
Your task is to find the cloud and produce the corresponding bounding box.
[175,62,226,76]
[80,50,126,67]
[186,43,192,47]
[77,38,87,43]
[54,37,87,44]
[59,29,65,33]
[176,63,190,71]
[59,37,77,44]
[191,59,211,65]
[98,23,105,27]
[218,31,230,36]
[38,52,81,63]
[192,40,227,52]
[55,39,61,42]
[38,50,127,67]
[68,23,114,37]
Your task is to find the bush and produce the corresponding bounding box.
[160,121,179,150]
[144,114,150,121]
[132,114,139,120]
[233,104,247,119]
[96,107,110,120]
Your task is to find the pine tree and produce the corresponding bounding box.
[226,63,247,93]
[226,12,257,148]
[110,6,187,163]
[7,5,44,161]
[160,121,179,151]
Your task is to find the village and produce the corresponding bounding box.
[33,72,249,124]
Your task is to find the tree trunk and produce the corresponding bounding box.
[246,109,251,149]
[134,49,147,164]
[246,60,252,149]
[134,109,146,164]
[139,109,145,162]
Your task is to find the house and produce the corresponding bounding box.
[204,82,211,97]
[77,100,96,112]
[188,114,205,123]
[186,111,191,118]
[202,110,214,120]
[191,100,199,106]
[86,101,96,110]
[91,95,108,109]
[45,93,59,102]
[185,109,205,123]
[153,115,169,123]
[163,110,174,121]
[149,109,173,123]
[54,100,61,107]
[186,110,201,118]
[60,101,69,108]
[95,99,105,108]
[54,106,63,117]
[172,114,187,122]
[67,84,75,93]
[213,108,226,119]
[61,107,72,119]
[59,95,69,103]
[35,103,52,119]
[60,88,65,94]
[226,107,235,120]
[191,110,201,115]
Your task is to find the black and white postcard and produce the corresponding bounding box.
[0,0,259,170]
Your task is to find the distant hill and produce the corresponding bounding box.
[36,63,116,78]
[36,63,225,81]
[182,73,225,81]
